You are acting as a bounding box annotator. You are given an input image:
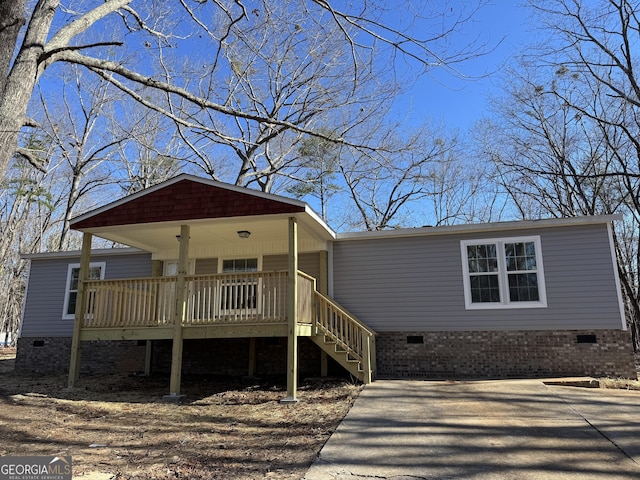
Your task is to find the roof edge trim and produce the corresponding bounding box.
[335,214,623,241]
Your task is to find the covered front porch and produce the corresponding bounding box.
[66,176,375,401]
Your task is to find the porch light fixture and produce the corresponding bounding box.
[237,230,251,239]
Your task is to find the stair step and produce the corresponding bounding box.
[309,333,370,384]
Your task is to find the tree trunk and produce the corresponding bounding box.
[0,0,26,92]
[0,0,58,179]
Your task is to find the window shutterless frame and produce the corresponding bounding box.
[62,262,106,319]
[217,257,262,315]
[460,236,547,309]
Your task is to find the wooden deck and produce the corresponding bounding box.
[77,270,376,382]
[83,271,315,329]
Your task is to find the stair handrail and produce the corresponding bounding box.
[313,290,376,336]
[312,290,376,382]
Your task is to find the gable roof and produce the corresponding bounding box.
[71,174,308,230]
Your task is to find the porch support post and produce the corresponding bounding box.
[68,232,92,388]
[248,337,256,377]
[282,216,299,403]
[146,260,163,376]
[319,250,328,377]
[167,225,189,399]
[144,341,153,377]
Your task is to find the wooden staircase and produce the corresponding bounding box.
[309,291,376,383]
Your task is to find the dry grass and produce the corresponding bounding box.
[599,377,640,390]
[0,348,363,479]
[598,353,640,390]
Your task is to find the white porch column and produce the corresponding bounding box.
[282,216,299,403]
[67,232,92,388]
[167,225,190,399]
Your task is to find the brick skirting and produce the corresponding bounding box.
[376,329,638,379]
[14,336,334,377]
[15,337,147,374]
[15,329,637,379]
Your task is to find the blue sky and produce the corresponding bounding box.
[395,2,533,133]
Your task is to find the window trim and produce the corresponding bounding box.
[460,236,547,310]
[217,256,262,314]
[62,262,106,319]
[217,256,262,274]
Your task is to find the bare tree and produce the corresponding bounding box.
[483,0,640,347]
[111,103,183,195]
[0,149,58,345]
[0,0,488,183]
[36,67,128,250]
[425,142,501,226]
[336,122,459,231]
[174,0,398,193]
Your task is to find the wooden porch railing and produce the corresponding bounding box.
[84,276,173,328]
[84,271,293,328]
[82,270,321,328]
[184,271,289,324]
[81,269,375,382]
[313,291,377,383]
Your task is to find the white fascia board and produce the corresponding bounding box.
[335,215,623,241]
[302,206,336,240]
[21,247,146,260]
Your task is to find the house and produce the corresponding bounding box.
[16,175,637,399]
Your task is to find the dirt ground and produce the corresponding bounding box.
[0,348,363,479]
[2,349,638,480]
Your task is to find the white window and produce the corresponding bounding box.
[461,237,547,309]
[219,257,260,312]
[63,262,105,319]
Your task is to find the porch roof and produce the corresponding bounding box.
[70,175,336,258]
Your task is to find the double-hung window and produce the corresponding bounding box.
[461,237,546,309]
[220,258,259,312]
[63,262,105,319]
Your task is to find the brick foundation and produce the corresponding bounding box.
[15,337,147,374]
[15,336,338,377]
[376,329,637,379]
[16,329,637,379]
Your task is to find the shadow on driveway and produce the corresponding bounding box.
[305,379,640,479]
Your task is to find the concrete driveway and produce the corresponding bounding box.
[305,379,640,479]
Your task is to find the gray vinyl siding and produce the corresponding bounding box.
[21,252,152,337]
[332,223,623,332]
[194,255,320,279]
[263,253,321,280]
[195,258,218,275]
